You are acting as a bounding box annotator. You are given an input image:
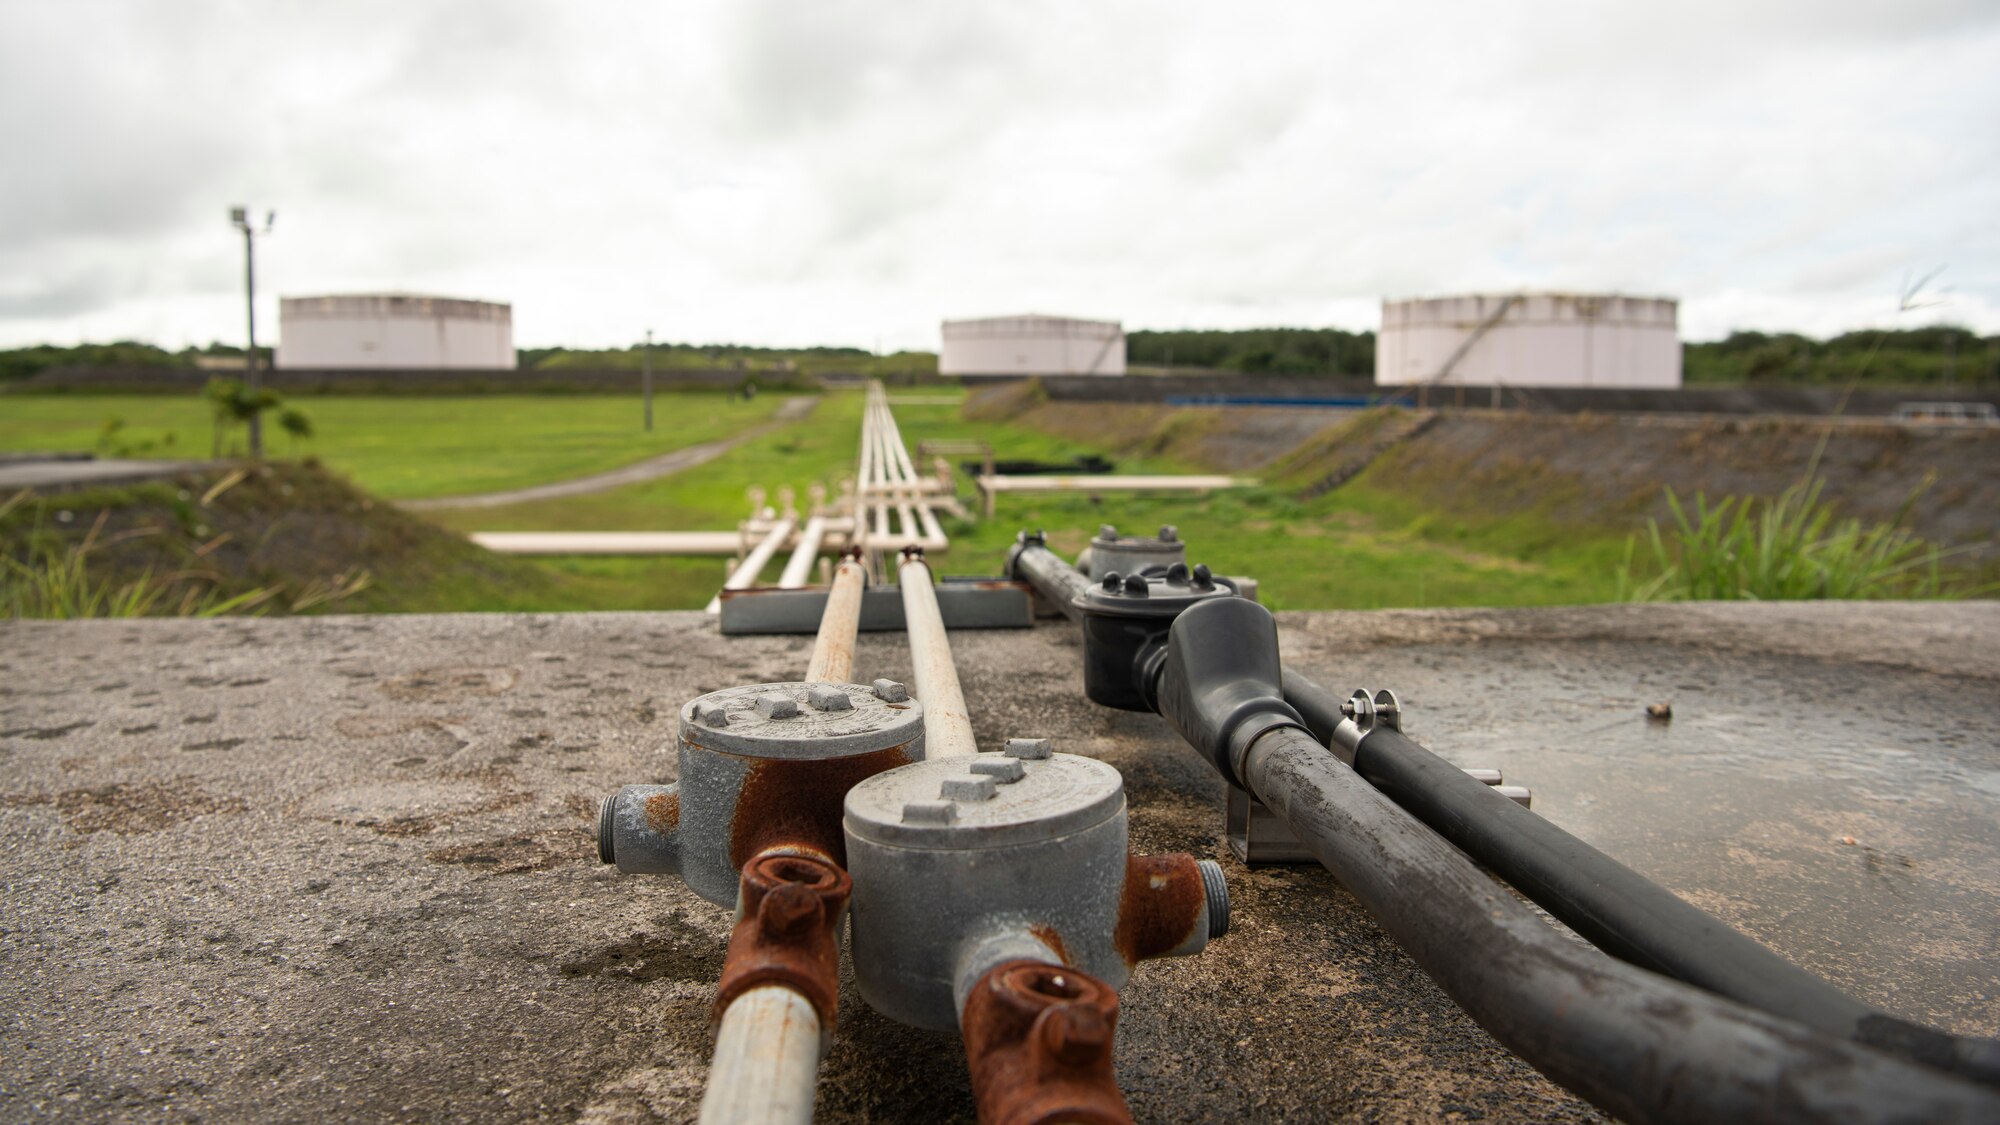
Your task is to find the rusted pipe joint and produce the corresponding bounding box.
[961,960,1133,1125]
[598,680,925,905]
[715,851,853,1031]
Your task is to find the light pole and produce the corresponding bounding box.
[229,205,275,458]
[642,328,654,432]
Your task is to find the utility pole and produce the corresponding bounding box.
[642,328,654,432]
[229,205,275,458]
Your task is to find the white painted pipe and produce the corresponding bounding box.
[806,557,866,684]
[897,553,976,758]
[778,516,827,589]
[697,985,823,1125]
[706,516,796,614]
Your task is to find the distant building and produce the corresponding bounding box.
[1375,293,1680,389]
[939,314,1126,377]
[277,294,514,369]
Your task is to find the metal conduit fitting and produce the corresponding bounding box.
[713,852,853,1031]
[961,960,1134,1125]
[1079,523,1186,582]
[841,743,1227,1033]
[597,679,924,905]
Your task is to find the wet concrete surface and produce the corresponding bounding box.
[0,602,1994,1122]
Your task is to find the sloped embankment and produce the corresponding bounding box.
[1361,412,2000,560]
[963,379,1350,472]
[2,461,555,615]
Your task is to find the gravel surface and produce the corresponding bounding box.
[2,601,1995,1122]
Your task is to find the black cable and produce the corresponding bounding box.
[1283,668,2000,1089]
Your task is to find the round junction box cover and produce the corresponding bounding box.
[845,750,1124,849]
[679,682,925,760]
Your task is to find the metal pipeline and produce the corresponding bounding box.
[805,552,867,684]
[897,547,977,758]
[1281,669,2000,1088]
[707,516,798,612]
[778,516,828,589]
[1135,596,2000,1123]
[1004,533,1093,624]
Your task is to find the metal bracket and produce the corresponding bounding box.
[1330,688,1400,763]
[1224,784,1316,865]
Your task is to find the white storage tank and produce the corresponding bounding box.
[277,294,515,369]
[939,314,1126,377]
[1375,293,1679,389]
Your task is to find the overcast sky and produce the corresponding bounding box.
[3,1,1995,352]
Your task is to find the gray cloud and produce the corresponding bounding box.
[1,0,1996,351]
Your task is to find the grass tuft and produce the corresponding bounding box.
[1617,473,1980,601]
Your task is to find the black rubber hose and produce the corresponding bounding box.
[1238,725,2000,1124]
[1282,669,2000,1089]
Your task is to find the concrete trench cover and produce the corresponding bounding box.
[0,602,1995,1122]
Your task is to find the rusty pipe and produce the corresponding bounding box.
[897,548,977,758]
[804,552,867,684]
[700,851,853,1125]
[961,960,1134,1125]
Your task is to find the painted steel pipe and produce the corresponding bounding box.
[777,516,828,589]
[1004,535,1093,624]
[806,556,867,684]
[698,986,822,1125]
[897,550,977,758]
[706,516,798,613]
[1280,669,2000,1088]
[1236,725,2000,1124]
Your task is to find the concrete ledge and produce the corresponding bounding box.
[1,602,1995,1122]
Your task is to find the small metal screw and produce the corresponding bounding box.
[871,679,909,703]
[1191,563,1213,588]
[806,685,853,712]
[1158,525,1179,542]
[1004,737,1052,760]
[1165,561,1190,585]
[754,693,799,720]
[1098,524,1118,541]
[1101,571,1122,591]
[695,702,730,727]
[1122,574,1149,596]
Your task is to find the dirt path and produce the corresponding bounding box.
[401,396,817,511]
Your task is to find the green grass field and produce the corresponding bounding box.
[423,390,1627,611]
[4,388,1634,612]
[0,393,782,500]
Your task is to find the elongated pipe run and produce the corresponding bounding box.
[1006,537,1094,624]
[707,516,798,613]
[778,516,827,589]
[806,555,867,684]
[1235,725,2000,1124]
[1281,670,2000,1087]
[898,549,977,758]
[698,986,822,1125]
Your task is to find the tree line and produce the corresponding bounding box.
[4,325,1993,385]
